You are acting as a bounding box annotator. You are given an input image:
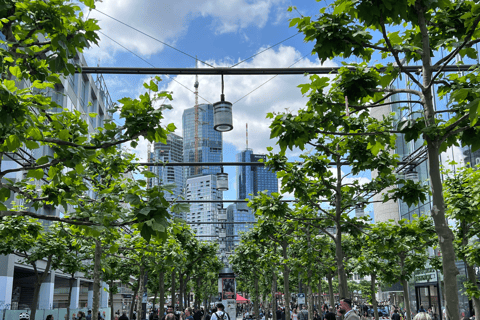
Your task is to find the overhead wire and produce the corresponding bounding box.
[98,31,212,104]
[232,52,310,105]
[230,32,301,68]
[93,9,215,68]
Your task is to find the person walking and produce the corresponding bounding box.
[298,306,308,320]
[324,307,336,320]
[211,303,231,320]
[337,299,359,320]
[292,309,298,320]
[86,311,92,320]
[392,310,401,320]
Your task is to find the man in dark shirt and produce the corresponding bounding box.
[276,308,282,320]
[119,312,129,320]
[324,307,336,320]
[391,310,401,320]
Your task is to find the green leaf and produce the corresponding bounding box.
[9,66,22,78]
[26,169,45,180]
[467,98,480,126]
[6,135,20,151]
[89,113,97,118]
[0,188,11,202]
[36,156,50,165]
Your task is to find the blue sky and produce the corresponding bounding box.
[82,0,372,201]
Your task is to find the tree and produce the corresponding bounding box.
[0,218,68,320]
[289,1,480,319]
[367,217,437,320]
[443,164,480,319]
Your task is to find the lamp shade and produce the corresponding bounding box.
[405,167,419,182]
[213,100,233,132]
[218,208,227,221]
[217,172,228,191]
[355,204,365,217]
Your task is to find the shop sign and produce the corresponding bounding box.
[414,268,437,283]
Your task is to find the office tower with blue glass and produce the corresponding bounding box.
[148,133,184,219]
[230,149,278,245]
[182,104,223,180]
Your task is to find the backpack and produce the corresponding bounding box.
[215,312,230,320]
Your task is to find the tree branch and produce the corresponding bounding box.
[0,158,64,177]
[430,14,480,89]
[379,14,423,89]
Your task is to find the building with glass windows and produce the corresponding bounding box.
[182,104,223,181]
[148,133,184,219]
[0,53,113,312]
[185,174,222,241]
[372,68,477,319]
[231,149,278,245]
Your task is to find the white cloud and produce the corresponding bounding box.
[152,45,336,157]
[84,0,283,60]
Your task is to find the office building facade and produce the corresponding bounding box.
[185,175,222,241]
[0,53,113,311]
[148,133,185,219]
[182,104,223,180]
[232,150,278,245]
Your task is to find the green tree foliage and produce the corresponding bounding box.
[288,1,480,318]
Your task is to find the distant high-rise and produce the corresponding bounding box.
[236,150,277,200]
[185,174,222,241]
[233,149,278,245]
[148,133,184,219]
[182,104,223,180]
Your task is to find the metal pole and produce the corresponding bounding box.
[79,65,477,75]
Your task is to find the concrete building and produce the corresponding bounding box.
[148,133,185,219]
[0,53,116,311]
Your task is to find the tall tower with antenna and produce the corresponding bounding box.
[194,58,200,175]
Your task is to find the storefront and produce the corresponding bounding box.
[414,269,442,320]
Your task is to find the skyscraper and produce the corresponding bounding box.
[185,174,222,241]
[182,104,223,180]
[148,133,184,219]
[232,149,278,245]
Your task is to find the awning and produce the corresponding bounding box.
[236,294,249,303]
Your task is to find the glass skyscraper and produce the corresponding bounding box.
[182,104,223,180]
[148,133,184,219]
[232,149,278,245]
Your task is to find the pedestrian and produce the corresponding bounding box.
[78,312,86,320]
[211,303,231,320]
[277,308,283,320]
[337,299,359,320]
[313,310,321,320]
[185,308,194,320]
[418,306,426,313]
[120,312,129,320]
[162,306,180,320]
[292,308,298,320]
[87,311,92,320]
[324,307,335,320]
[46,315,54,320]
[298,306,308,320]
[391,310,401,320]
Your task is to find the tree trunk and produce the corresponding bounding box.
[415,4,460,320]
[401,279,411,320]
[67,275,75,320]
[307,283,314,320]
[179,274,184,310]
[153,291,158,312]
[335,162,349,300]
[159,271,165,313]
[30,257,53,320]
[31,281,42,320]
[110,280,115,320]
[130,285,139,320]
[370,274,378,320]
[254,276,260,320]
[137,266,146,320]
[327,274,334,307]
[282,241,291,320]
[272,270,277,320]
[318,279,323,307]
[171,269,176,310]
[465,264,480,320]
[93,241,103,320]
[194,278,201,309]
